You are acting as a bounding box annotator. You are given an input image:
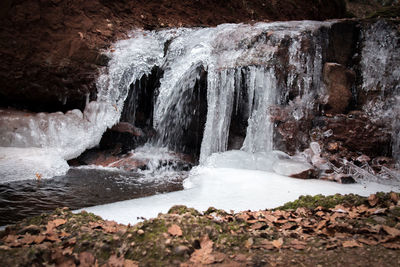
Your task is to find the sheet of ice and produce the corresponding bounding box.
[80,166,398,225]
[0,147,69,183]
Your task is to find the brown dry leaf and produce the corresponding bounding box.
[260,240,275,250]
[382,242,400,249]
[356,205,369,213]
[368,194,379,206]
[281,223,295,230]
[236,213,251,221]
[79,252,96,267]
[272,238,283,249]
[62,247,74,255]
[103,221,119,233]
[316,220,327,230]
[108,254,124,267]
[264,214,278,223]
[251,222,264,230]
[59,231,70,238]
[373,208,387,214]
[52,218,67,227]
[189,235,215,264]
[295,207,308,216]
[357,238,378,246]
[315,211,325,217]
[290,239,307,250]
[0,245,10,250]
[326,243,338,250]
[333,204,348,213]
[4,235,18,244]
[168,224,183,237]
[20,233,36,245]
[390,192,399,203]
[34,235,46,244]
[342,240,363,248]
[244,238,253,249]
[124,259,139,267]
[382,225,400,237]
[276,219,289,224]
[45,234,61,243]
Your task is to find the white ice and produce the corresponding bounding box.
[0,147,69,182]
[81,165,398,225]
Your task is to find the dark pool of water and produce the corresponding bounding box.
[0,167,185,226]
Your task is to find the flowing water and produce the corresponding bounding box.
[0,20,399,226]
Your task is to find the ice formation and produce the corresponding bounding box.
[81,166,399,225]
[360,20,400,164]
[1,19,399,183]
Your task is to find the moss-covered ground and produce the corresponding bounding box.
[1,192,400,266]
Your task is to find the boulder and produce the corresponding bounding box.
[323,63,356,114]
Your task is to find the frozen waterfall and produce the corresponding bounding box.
[1,20,399,182]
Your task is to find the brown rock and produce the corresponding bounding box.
[111,122,143,137]
[323,63,356,114]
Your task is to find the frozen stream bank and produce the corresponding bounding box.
[81,165,399,225]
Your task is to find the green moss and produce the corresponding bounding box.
[276,193,367,210]
[168,205,201,216]
[367,5,400,18]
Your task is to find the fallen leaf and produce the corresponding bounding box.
[358,238,378,246]
[124,259,139,267]
[290,239,307,250]
[382,242,400,249]
[260,240,275,250]
[244,238,253,249]
[251,222,264,230]
[264,214,278,223]
[272,238,283,249]
[62,247,74,255]
[382,225,400,237]
[189,235,215,264]
[390,192,399,203]
[342,240,363,248]
[368,194,379,206]
[52,219,67,227]
[79,252,96,267]
[168,224,183,236]
[59,231,70,238]
[315,211,325,217]
[316,220,327,230]
[20,233,36,245]
[34,235,46,244]
[4,235,18,244]
[108,254,124,267]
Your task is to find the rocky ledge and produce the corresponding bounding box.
[0,0,348,113]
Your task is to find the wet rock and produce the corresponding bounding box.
[273,159,315,179]
[323,63,355,114]
[174,245,190,256]
[313,114,392,158]
[110,122,144,137]
[335,175,356,184]
[326,142,339,153]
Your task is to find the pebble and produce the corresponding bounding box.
[174,245,189,255]
[137,229,144,235]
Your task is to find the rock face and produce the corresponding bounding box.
[323,63,356,114]
[0,0,347,113]
[313,113,392,158]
